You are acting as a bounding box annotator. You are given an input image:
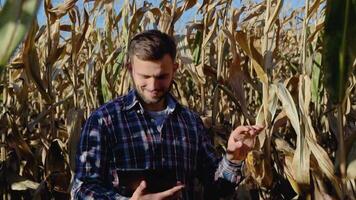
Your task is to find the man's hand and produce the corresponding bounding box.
[130,180,184,200]
[226,125,264,163]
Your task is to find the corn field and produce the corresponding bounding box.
[0,0,355,199]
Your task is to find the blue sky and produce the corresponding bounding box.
[35,0,304,33]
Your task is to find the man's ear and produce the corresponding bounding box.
[126,62,132,72]
[173,62,179,73]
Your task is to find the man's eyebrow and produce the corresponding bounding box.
[137,72,169,77]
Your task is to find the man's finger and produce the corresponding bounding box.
[159,185,184,198]
[233,126,251,135]
[231,127,251,142]
[252,125,264,131]
[247,128,257,137]
[132,180,146,196]
[247,125,265,137]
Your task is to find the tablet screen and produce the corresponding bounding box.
[116,168,178,196]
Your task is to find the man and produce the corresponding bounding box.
[71,30,263,200]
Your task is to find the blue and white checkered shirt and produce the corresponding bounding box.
[71,89,243,199]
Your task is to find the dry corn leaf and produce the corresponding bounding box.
[47,0,78,18]
[307,0,323,20]
[1,0,354,199]
[275,83,310,188]
[202,15,218,48]
[7,169,39,191]
[182,0,197,11]
[235,31,267,84]
[177,36,206,85]
[73,8,89,57]
[66,108,84,172]
[45,139,66,175]
[346,133,356,179]
[6,133,34,164]
[264,0,283,33]
[283,153,300,195]
[307,20,324,43]
[23,21,51,102]
[312,172,337,200]
[307,136,342,197]
[245,150,273,187]
[242,4,265,23]
[130,6,148,32]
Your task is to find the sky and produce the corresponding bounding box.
[35,0,304,33]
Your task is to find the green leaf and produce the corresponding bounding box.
[0,0,40,68]
[101,67,112,103]
[311,52,321,103]
[192,30,202,65]
[112,50,125,86]
[323,0,356,104]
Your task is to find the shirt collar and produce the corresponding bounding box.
[123,89,179,113]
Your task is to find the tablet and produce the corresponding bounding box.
[116,168,178,196]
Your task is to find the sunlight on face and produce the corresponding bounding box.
[129,54,178,111]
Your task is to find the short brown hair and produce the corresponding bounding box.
[128,30,176,61]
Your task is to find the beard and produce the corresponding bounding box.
[132,80,173,106]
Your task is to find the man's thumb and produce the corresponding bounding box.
[138,180,147,190]
[131,180,146,199]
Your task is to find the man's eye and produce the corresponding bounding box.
[157,75,167,80]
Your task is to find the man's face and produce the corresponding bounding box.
[128,54,178,111]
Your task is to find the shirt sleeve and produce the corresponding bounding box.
[215,156,244,183]
[196,115,243,198]
[71,112,129,200]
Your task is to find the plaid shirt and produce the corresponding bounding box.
[71,90,243,200]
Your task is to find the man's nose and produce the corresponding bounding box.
[147,78,160,90]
